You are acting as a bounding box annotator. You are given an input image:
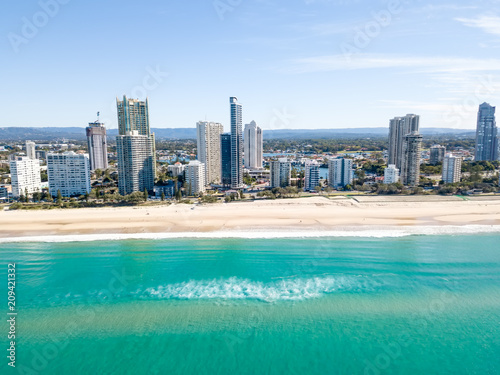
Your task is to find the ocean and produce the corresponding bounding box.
[2,232,500,374]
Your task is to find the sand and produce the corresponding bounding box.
[1,195,500,239]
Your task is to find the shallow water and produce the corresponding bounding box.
[1,235,500,374]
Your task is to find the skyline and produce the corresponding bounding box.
[2,0,500,131]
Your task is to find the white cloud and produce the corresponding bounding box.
[288,53,500,73]
[455,15,500,36]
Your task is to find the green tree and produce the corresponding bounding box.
[161,191,165,201]
[143,189,148,202]
[56,190,62,204]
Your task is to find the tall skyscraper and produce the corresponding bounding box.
[475,103,497,161]
[220,133,232,187]
[328,158,353,189]
[388,114,420,170]
[25,141,36,160]
[442,154,462,184]
[117,96,151,135]
[116,96,156,190]
[86,121,108,171]
[244,121,263,169]
[116,131,155,196]
[9,156,41,198]
[230,97,243,188]
[196,121,223,185]
[185,160,206,196]
[47,152,91,197]
[401,132,423,186]
[304,159,320,191]
[270,158,291,188]
[430,145,446,165]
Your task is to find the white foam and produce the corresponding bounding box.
[1,225,500,243]
[137,276,373,302]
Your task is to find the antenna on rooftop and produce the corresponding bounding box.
[97,111,100,123]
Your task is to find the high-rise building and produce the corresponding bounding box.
[388,114,420,170]
[384,164,400,184]
[429,145,446,165]
[116,96,156,185]
[328,158,353,189]
[230,97,243,188]
[26,141,36,160]
[9,156,41,198]
[221,133,232,187]
[475,103,497,161]
[442,154,462,184]
[86,121,108,171]
[401,132,423,186]
[47,152,91,197]
[304,159,320,191]
[270,158,291,188]
[244,121,263,169]
[185,160,206,196]
[116,96,151,136]
[196,121,223,185]
[116,131,155,196]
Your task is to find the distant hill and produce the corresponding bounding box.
[0,127,475,141]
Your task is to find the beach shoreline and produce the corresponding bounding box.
[1,195,500,241]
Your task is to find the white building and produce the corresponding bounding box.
[9,156,42,198]
[442,154,462,184]
[185,160,206,196]
[244,121,263,169]
[168,162,185,177]
[304,159,320,191]
[270,158,291,188]
[328,158,353,189]
[384,164,400,184]
[26,141,36,160]
[196,121,223,184]
[47,152,91,197]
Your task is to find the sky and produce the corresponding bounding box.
[1,0,500,132]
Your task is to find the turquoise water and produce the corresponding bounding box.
[1,235,500,374]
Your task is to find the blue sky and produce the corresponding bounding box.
[1,0,500,131]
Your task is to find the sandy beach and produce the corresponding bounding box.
[1,195,500,239]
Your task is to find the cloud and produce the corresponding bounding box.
[288,53,500,73]
[455,15,500,36]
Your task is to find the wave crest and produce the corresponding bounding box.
[138,276,377,302]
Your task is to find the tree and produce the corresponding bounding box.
[175,188,182,201]
[161,191,165,201]
[143,189,148,202]
[32,191,41,202]
[56,190,62,204]
[239,190,245,199]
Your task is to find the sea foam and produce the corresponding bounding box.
[137,275,377,302]
[1,225,500,243]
